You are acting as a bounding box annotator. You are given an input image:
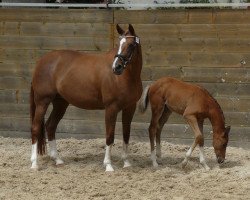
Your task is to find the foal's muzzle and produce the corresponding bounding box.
[217,157,225,164]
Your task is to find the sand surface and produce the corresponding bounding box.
[0,137,249,200]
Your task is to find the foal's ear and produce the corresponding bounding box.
[128,24,135,36]
[116,24,125,35]
[225,126,231,134]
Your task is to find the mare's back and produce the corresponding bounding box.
[33,50,110,87]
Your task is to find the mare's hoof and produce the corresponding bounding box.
[105,164,114,172]
[30,165,39,171]
[153,162,159,168]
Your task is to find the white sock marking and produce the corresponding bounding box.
[48,140,64,165]
[151,149,158,167]
[122,142,131,168]
[31,142,38,169]
[182,146,193,168]
[199,146,210,171]
[104,145,114,172]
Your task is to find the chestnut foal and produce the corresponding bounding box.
[138,77,230,170]
[30,24,142,171]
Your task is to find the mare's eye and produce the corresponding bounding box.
[129,43,134,48]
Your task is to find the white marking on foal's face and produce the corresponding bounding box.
[112,37,126,70]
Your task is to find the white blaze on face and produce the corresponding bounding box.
[112,37,126,70]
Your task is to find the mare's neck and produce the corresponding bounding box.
[127,44,142,81]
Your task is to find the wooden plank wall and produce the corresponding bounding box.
[0,8,249,148]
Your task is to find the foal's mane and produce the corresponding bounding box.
[198,85,225,124]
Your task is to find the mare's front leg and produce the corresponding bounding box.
[121,104,136,168]
[103,106,118,172]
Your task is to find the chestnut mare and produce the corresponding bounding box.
[138,77,230,170]
[30,24,142,171]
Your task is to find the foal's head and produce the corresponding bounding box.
[112,24,140,75]
[213,125,230,164]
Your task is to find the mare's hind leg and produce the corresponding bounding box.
[155,106,172,160]
[31,101,50,169]
[45,97,69,166]
[121,104,136,168]
[149,97,165,167]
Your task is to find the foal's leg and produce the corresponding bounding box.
[121,104,136,168]
[182,115,210,169]
[182,115,203,168]
[31,101,49,169]
[45,98,69,166]
[155,106,172,160]
[149,100,165,167]
[103,106,118,172]
[197,119,210,171]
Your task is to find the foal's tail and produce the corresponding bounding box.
[30,83,46,155]
[138,85,150,114]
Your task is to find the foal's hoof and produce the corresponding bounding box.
[105,164,114,172]
[204,165,211,171]
[123,160,132,168]
[181,160,188,169]
[55,159,64,166]
[153,162,159,168]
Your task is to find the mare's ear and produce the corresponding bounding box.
[116,24,124,35]
[128,24,135,36]
[225,126,231,134]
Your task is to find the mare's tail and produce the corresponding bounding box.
[30,83,46,155]
[138,85,150,114]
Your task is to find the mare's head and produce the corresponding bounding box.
[213,125,230,164]
[112,24,140,75]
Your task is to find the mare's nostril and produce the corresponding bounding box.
[113,64,124,75]
[116,64,123,71]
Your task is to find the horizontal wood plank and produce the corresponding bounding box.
[213,10,250,24]
[114,10,189,24]
[143,52,250,68]
[0,35,112,51]
[0,22,111,37]
[0,8,113,23]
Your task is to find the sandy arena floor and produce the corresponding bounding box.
[0,137,249,200]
